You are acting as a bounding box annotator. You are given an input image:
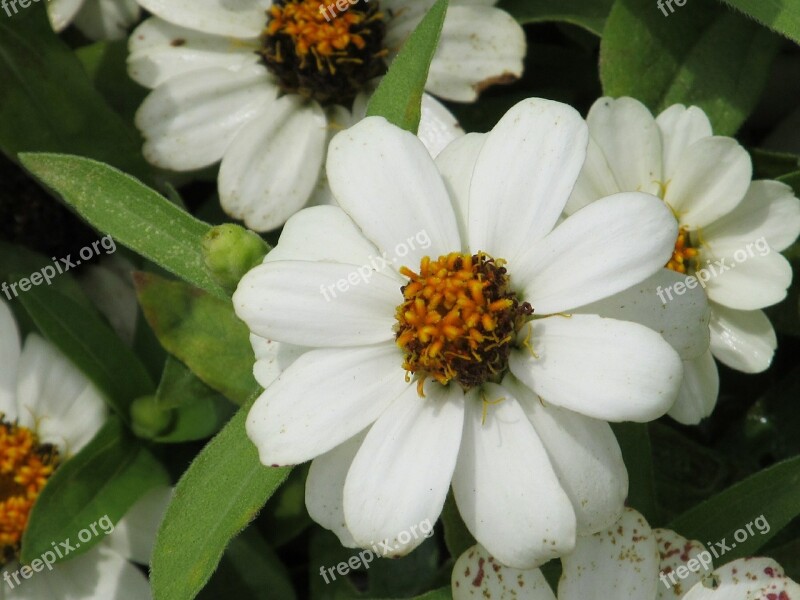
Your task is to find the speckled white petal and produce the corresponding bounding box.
[305,432,365,549]
[128,18,260,89]
[656,104,713,181]
[468,98,588,261]
[418,94,464,157]
[15,335,107,457]
[505,377,627,536]
[0,300,21,419]
[343,381,463,555]
[709,304,776,374]
[327,117,461,265]
[702,180,800,253]
[249,334,306,389]
[425,6,524,102]
[668,351,719,425]
[435,132,485,243]
[451,545,557,600]
[137,0,270,37]
[566,136,621,215]
[105,486,173,564]
[135,65,277,171]
[233,260,399,347]
[682,558,800,600]
[219,96,327,232]
[585,97,663,196]
[48,0,85,32]
[577,269,711,362]
[246,344,408,466]
[517,193,677,315]
[452,383,576,570]
[654,528,710,600]
[559,508,659,600]
[72,0,141,40]
[509,315,682,423]
[701,247,792,311]
[664,137,752,230]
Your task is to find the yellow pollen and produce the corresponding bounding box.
[666,228,699,274]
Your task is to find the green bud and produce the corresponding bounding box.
[130,395,174,439]
[202,224,271,293]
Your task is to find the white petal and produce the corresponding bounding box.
[451,545,557,600]
[15,335,107,457]
[383,0,436,52]
[702,180,800,253]
[559,507,659,600]
[137,0,269,37]
[135,65,277,171]
[683,558,800,600]
[128,17,260,89]
[0,300,21,420]
[509,314,682,422]
[245,344,409,465]
[305,433,365,548]
[233,260,399,347]
[664,137,752,229]
[566,135,621,215]
[668,351,719,425]
[47,0,85,32]
[435,132,485,242]
[343,381,464,555]
[249,334,306,389]
[425,6,525,102]
[219,96,327,231]
[585,97,663,196]
[327,117,461,266]
[708,304,776,373]
[518,193,677,314]
[79,257,138,346]
[654,528,710,600]
[577,269,711,361]
[700,246,792,310]
[73,0,141,40]
[418,94,464,158]
[452,383,576,569]
[656,104,713,181]
[505,377,627,535]
[105,486,173,564]
[468,98,588,260]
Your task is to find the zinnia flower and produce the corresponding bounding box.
[127,0,524,231]
[233,98,691,568]
[49,0,140,40]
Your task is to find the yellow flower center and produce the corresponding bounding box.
[259,0,387,104]
[666,228,699,274]
[395,253,533,393]
[0,418,60,565]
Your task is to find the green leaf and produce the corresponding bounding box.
[151,397,290,600]
[135,272,258,405]
[719,0,800,45]
[441,492,475,559]
[18,286,153,417]
[366,0,448,132]
[497,0,613,35]
[261,465,313,548]
[668,456,800,560]
[0,5,149,180]
[612,423,659,523]
[18,153,226,298]
[600,0,780,135]
[750,148,800,180]
[21,417,170,564]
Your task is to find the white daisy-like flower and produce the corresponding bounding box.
[233,98,690,569]
[0,299,165,599]
[567,97,800,424]
[127,0,524,231]
[49,0,140,40]
[453,507,800,600]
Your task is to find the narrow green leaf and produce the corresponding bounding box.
[151,397,290,600]
[135,272,258,405]
[366,0,448,132]
[612,423,659,524]
[18,153,225,298]
[668,456,800,560]
[18,286,153,417]
[21,417,170,564]
[497,0,613,35]
[601,0,780,135]
[720,0,800,45]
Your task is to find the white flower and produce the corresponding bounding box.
[0,299,166,599]
[233,98,689,569]
[49,0,140,40]
[453,507,800,600]
[127,0,523,231]
[567,97,800,424]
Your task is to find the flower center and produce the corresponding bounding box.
[258,0,388,105]
[666,228,698,274]
[395,253,533,392]
[0,418,60,565]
